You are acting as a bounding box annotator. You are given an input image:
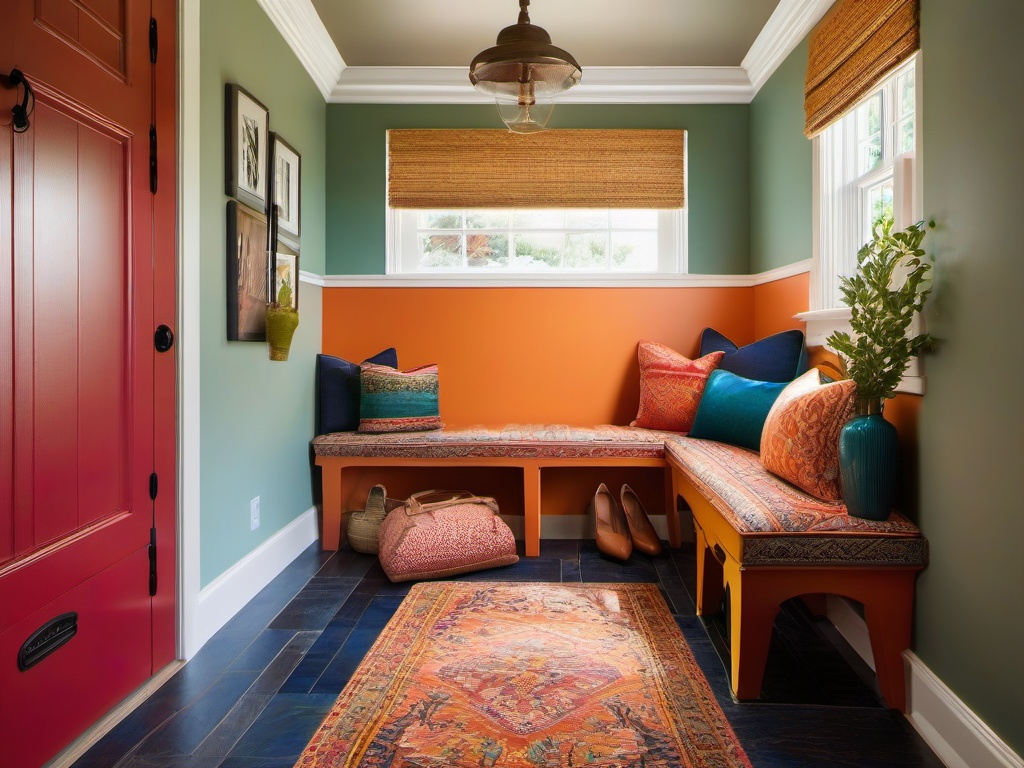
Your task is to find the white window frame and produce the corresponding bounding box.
[801,54,925,394]
[386,207,687,282]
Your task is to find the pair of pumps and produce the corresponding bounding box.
[590,483,662,561]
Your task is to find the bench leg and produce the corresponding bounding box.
[863,572,916,711]
[523,463,541,557]
[319,461,344,551]
[693,523,723,616]
[665,469,681,547]
[727,565,781,701]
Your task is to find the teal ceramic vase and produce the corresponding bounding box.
[839,398,897,520]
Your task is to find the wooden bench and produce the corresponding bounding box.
[313,425,680,556]
[665,436,928,711]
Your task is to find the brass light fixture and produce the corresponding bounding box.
[469,0,582,133]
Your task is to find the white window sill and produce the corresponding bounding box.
[796,308,925,396]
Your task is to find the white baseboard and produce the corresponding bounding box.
[196,507,319,649]
[824,598,1022,768]
[905,652,1024,768]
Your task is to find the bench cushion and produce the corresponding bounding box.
[313,424,673,460]
[666,437,927,567]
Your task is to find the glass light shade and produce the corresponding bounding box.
[496,97,554,133]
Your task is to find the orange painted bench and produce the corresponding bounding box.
[312,425,680,557]
[664,436,928,712]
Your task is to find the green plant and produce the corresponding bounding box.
[826,218,935,402]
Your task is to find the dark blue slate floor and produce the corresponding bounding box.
[72,540,943,768]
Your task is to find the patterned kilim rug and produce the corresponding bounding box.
[295,581,752,768]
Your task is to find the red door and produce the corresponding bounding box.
[0,2,177,766]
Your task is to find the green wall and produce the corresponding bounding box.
[199,0,325,587]
[749,40,813,272]
[914,0,1024,752]
[325,104,750,275]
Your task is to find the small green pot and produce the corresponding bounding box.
[265,305,299,361]
[839,398,897,520]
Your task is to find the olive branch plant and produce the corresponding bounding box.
[826,218,935,404]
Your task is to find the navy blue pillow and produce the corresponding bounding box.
[699,328,806,383]
[689,369,787,451]
[316,349,398,434]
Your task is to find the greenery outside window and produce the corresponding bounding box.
[389,207,685,275]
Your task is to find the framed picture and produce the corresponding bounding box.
[270,133,301,246]
[227,200,270,341]
[273,240,299,311]
[225,83,269,212]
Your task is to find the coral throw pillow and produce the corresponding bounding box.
[760,369,857,501]
[358,363,442,433]
[631,342,724,432]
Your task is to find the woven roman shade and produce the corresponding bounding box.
[804,0,919,138]
[387,129,685,209]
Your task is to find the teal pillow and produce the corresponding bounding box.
[689,369,786,451]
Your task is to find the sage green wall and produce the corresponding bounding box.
[199,0,325,587]
[749,40,813,272]
[325,104,750,275]
[914,0,1024,752]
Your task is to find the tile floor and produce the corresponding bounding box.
[71,540,944,768]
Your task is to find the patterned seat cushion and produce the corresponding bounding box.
[665,437,927,566]
[313,424,674,460]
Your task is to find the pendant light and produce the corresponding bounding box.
[469,0,582,133]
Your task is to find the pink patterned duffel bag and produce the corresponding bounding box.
[377,490,519,582]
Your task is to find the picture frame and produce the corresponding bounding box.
[270,133,301,246]
[226,200,270,341]
[272,240,299,311]
[225,83,270,212]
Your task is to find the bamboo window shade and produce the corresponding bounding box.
[804,0,919,138]
[387,129,685,209]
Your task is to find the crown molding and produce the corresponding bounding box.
[330,66,754,104]
[743,0,835,91]
[256,0,345,100]
[262,0,830,104]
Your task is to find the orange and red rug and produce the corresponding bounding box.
[295,582,752,768]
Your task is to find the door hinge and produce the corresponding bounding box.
[149,472,158,500]
[149,527,157,596]
[149,18,158,64]
[149,125,158,194]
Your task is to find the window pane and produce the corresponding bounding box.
[466,233,508,267]
[465,210,509,229]
[513,233,564,269]
[610,209,659,228]
[900,68,915,116]
[611,231,659,270]
[418,211,461,228]
[563,233,607,269]
[867,180,894,232]
[564,209,608,229]
[900,118,914,154]
[512,210,564,229]
[857,92,883,175]
[419,233,463,267]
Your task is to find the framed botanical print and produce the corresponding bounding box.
[225,83,269,212]
[270,133,301,246]
[272,240,299,311]
[227,200,269,340]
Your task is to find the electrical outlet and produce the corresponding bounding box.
[250,496,260,531]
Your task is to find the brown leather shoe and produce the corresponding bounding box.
[620,484,663,556]
[591,483,632,561]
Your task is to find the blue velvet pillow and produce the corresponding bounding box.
[316,349,398,434]
[688,369,787,451]
[699,328,807,383]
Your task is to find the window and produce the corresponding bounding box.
[389,207,684,275]
[812,56,920,311]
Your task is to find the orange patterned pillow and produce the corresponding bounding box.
[631,342,724,432]
[759,369,857,501]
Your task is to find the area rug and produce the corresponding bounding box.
[295,581,751,768]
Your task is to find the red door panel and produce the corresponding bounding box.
[0,0,177,764]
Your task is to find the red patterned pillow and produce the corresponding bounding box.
[759,369,857,501]
[631,342,724,432]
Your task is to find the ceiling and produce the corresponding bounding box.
[311,0,783,69]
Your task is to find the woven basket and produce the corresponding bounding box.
[347,485,400,554]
